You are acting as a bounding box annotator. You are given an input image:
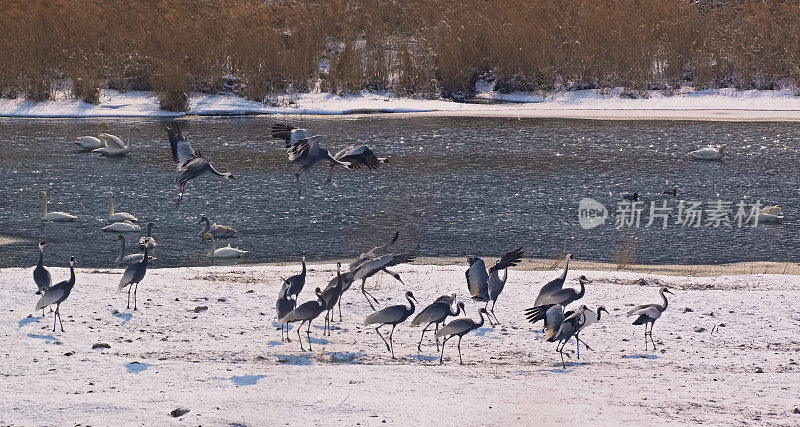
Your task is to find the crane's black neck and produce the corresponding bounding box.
[450,302,460,316]
[37,250,44,267]
[576,279,586,300]
[406,294,415,314]
[660,289,669,311]
[560,257,571,280]
[67,263,76,288]
[118,237,126,259]
[476,310,486,328]
[335,270,343,291]
[300,257,306,277]
[147,223,154,237]
[201,217,211,235]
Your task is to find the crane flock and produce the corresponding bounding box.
[28,121,678,368]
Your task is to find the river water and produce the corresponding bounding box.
[1,116,798,268]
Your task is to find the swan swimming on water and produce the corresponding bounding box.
[202,233,248,258]
[75,136,106,151]
[107,192,138,222]
[197,216,236,238]
[689,144,725,160]
[93,133,130,156]
[758,205,784,223]
[40,191,76,222]
[102,220,141,232]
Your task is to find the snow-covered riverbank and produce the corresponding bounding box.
[2,88,800,121]
[2,263,798,425]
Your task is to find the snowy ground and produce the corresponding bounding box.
[2,88,800,120]
[2,263,799,425]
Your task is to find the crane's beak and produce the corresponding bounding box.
[664,289,674,295]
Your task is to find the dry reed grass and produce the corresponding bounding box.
[1,0,798,109]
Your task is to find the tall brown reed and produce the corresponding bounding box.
[0,0,798,110]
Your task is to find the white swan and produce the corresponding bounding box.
[107,192,138,222]
[75,136,106,151]
[93,133,130,156]
[689,144,725,160]
[758,205,784,223]
[198,216,236,238]
[41,191,76,222]
[203,233,248,258]
[102,133,126,148]
[102,220,141,232]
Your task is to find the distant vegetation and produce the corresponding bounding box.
[1,0,799,110]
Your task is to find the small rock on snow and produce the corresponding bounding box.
[169,408,189,417]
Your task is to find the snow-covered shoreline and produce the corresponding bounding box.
[3,263,798,425]
[2,88,800,121]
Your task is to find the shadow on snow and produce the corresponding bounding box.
[231,374,267,386]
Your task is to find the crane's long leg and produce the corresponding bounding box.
[325,166,334,184]
[52,303,59,332]
[307,320,313,351]
[337,297,343,322]
[484,301,495,326]
[57,307,64,332]
[126,286,131,309]
[361,279,377,311]
[439,336,450,364]
[297,320,306,351]
[323,311,328,336]
[649,323,657,350]
[280,322,285,342]
[644,324,649,351]
[375,325,390,352]
[577,336,593,353]
[489,300,499,325]
[388,324,396,358]
[133,283,139,311]
[176,183,186,207]
[576,333,580,359]
[295,169,304,195]
[457,336,463,365]
[417,323,431,352]
[434,323,440,350]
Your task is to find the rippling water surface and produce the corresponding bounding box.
[1,116,799,268]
